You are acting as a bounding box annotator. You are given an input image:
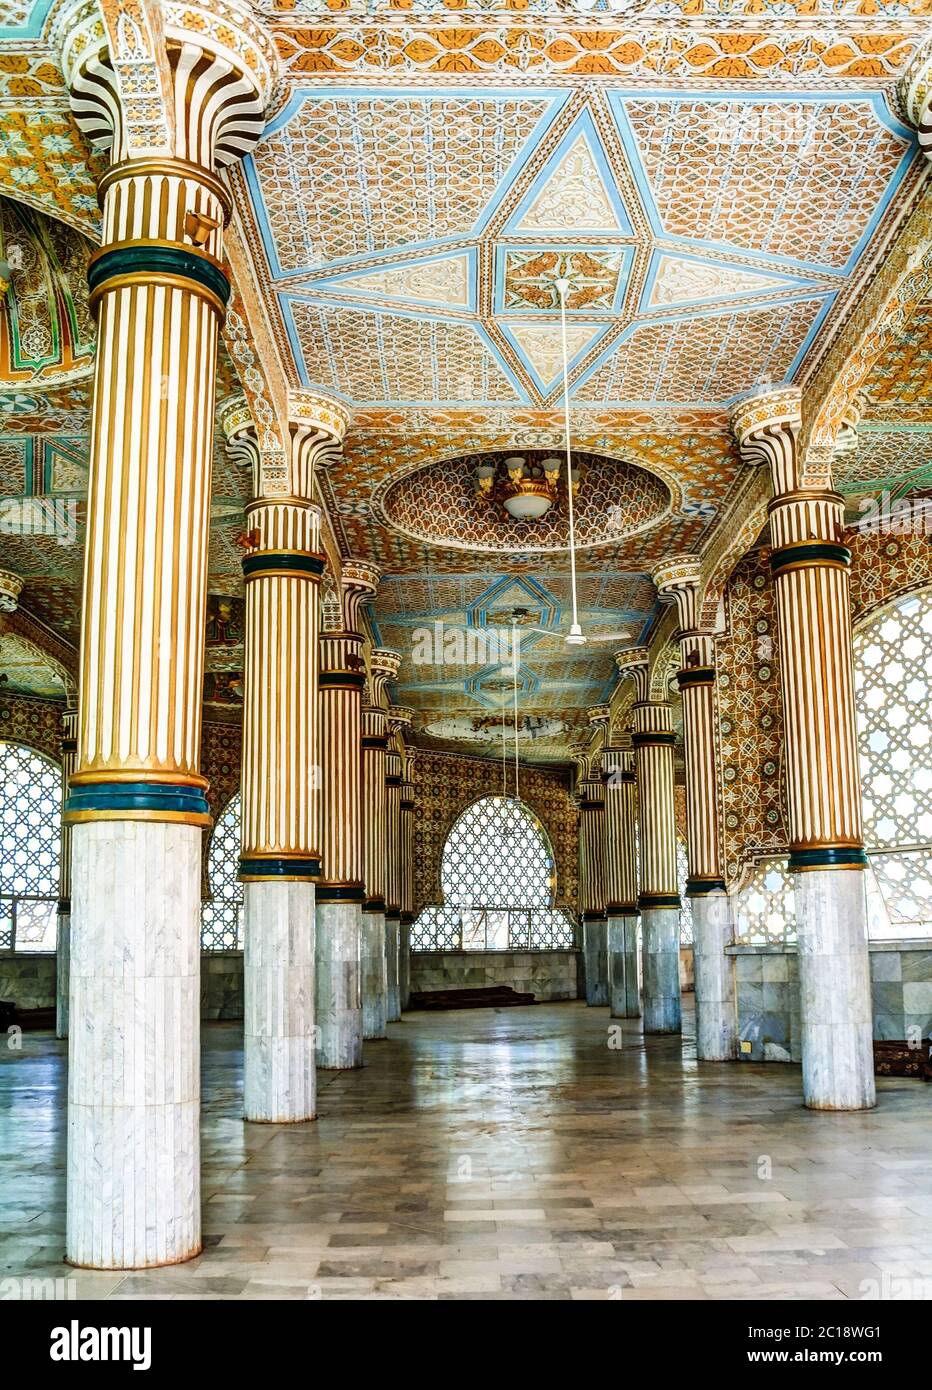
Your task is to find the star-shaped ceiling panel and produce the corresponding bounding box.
[237,87,918,410]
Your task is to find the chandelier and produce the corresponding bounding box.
[474,453,580,522]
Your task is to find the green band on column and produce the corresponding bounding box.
[632,731,676,748]
[677,667,715,689]
[789,847,867,871]
[316,883,365,904]
[88,242,231,305]
[770,542,851,574]
[239,855,320,880]
[638,892,681,909]
[686,877,727,895]
[242,552,325,579]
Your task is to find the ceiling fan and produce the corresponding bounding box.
[491,277,633,655]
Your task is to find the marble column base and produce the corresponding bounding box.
[385,914,401,1022]
[55,907,70,1040]
[315,899,363,1070]
[399,921,412,1012]
[244,879,316,1123]
[641,906,682,1034]
[583,917,609,1006]
[692,894,737,1061]
[66,820,201,1269]
[608,914,640,1018]
[795,868,875,1111]
[362,910,387,1040]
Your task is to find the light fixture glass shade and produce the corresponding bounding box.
[503,490,553,520]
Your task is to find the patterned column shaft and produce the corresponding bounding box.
[317,562,379,900]
[58,0,275,1268]
[55,707,78,1040]
[733,394,864,867]
[654,561,725,892]
[399,752,416,1013]
[360,649,400,1040]
[239,495,324,880]
[733,388,873,1109]
[578,771,606,917]
[384,745,403,1022]
[602,747,637,913]
[632,702,680,906]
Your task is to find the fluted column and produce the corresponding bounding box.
[316,561,380,1070]
[578,708,609,1006]
[399,750,416,1012]
[59,0,274,1268]
[361,650,401,1040]
[240,392,346,1123]
[655,559,736,1061]
[603,741,639,1020]
[55,706,78,1039]
[618,650,681,1035]
[733,388,874,1110]
[384,708,413,1023]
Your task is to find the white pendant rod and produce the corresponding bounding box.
[512,622,520,804]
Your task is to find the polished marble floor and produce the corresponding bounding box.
[2,1000,931,1300]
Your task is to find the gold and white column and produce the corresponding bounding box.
[654,560,736,1061]
[578,710,609,1006]
[602,740,640,1020]
[733,388,874,1110]
[618,650,681,1035]
[317,561,380,1070]
[239,396,343,1123]
[55,706,78,1040]
[399,749,416,1013]
[384,708,413,1023]
[361,650,401,1040]
[59,0,274,1267]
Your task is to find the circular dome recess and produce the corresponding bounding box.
[374,449,673,555]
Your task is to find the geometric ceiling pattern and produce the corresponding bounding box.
[2,0,932,763]
[238,89,917,409]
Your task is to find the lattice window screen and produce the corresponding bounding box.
[733,858,796,947]
[201,793,244,950]
[0,742,60,951]
[854,587,932,939]
[412,795,575,951]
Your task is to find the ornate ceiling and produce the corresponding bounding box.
[0,0,931,763]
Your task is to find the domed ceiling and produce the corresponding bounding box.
[377,450,673,554]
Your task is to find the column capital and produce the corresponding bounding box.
[0,568,23,612]
[615,647,650,703]
[366,648,401,708]
[587,704,610,734]
[321,559,380,640]
[219,393,260,491]
[731,387,803,495]
[387,706,415,737]
[58,0,277,169]
[900,38,932,161]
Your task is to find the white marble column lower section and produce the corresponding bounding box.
[692,894,737,1061]
[583,917,609,1006]
[385,914,401,1022]
[399,922,411,1012]
[66,821,201,1269]
[641,906,682,1034]
[244,879,316,1123]
[55,908,70,1039]
[608,914,640,1019]
[361,910,387,1040]
[795,869,875,1111]
[315,900,363,1070]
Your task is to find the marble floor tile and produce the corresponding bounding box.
[1,1000,929,1300]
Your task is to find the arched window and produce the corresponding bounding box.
[201,793,243,950]
[412,794,575,952]
[0,741,61,951]
[854,586,932,939]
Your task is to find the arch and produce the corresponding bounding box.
[0,738,61,950]
[412,793,576,952]
[201,791,243,950]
